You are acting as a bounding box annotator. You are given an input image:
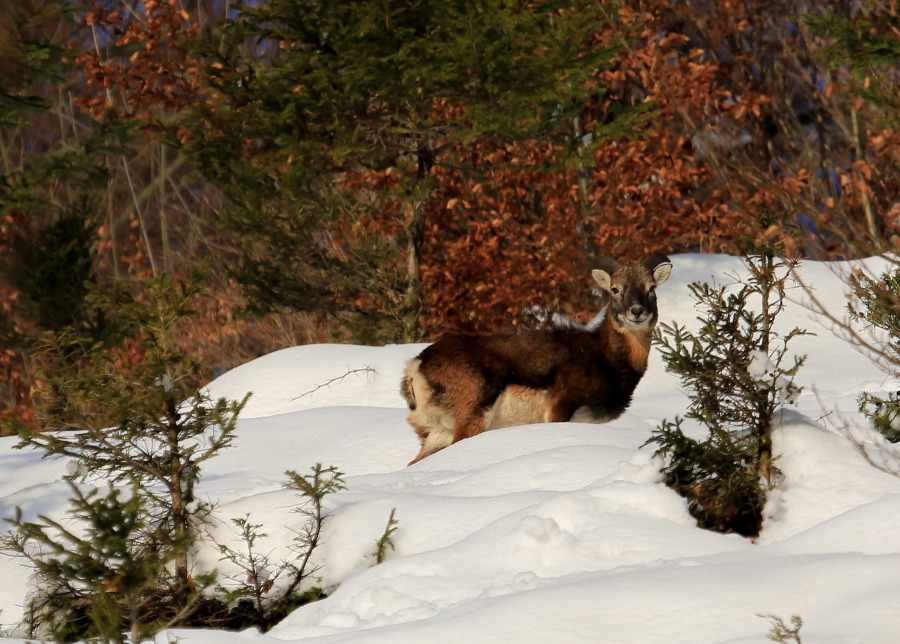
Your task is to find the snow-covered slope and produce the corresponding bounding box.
[3,254,900,643]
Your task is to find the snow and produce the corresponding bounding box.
[3,253,900,643]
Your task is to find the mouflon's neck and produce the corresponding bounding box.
[596,313,653,374]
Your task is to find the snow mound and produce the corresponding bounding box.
[2,254,900,643]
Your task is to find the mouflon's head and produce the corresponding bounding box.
[592,252,672,332]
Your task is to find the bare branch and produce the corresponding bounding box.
[291,366,375,401]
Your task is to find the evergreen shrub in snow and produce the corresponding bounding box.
[215,465,346,630]
[850,265,900,442]
[2,273,248,642]
[646,250,809,537]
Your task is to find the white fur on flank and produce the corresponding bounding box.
[485,386,552,429]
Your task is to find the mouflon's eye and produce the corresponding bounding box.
[610,286,620,296]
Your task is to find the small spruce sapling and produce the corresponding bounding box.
[215,465,345,629]
[282,464,346,591]
[216,470,398,629]
[760,614,804,644]
[4,271,249,636]
[646,251,810,537]
[372,508,399,565]
[849,265,900,442]
[216,515,281,628]
[3,480,188,643]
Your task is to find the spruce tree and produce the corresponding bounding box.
[4,480,188,643]
[807,7,900,123]
[5,271,248,636]
[0,2,133,341]
[215,465,346,630]
[850,266,900,442]
[646,249,809,537]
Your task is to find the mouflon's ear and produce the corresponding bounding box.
[592,256,622,290]
[642,251,672,285]
[592,268,611,290]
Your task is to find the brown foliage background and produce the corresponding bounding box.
[3,0,900,424]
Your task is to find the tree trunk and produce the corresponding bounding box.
[403,195,426,341]
[572,114,599,267]
[401,146,433,341]
[851,107,880,248]
[757,415,773,486]
[165,395,190,607]
[170,478,189,589]
[755,250,775,486]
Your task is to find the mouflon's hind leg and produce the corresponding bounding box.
[409,406,454,465]
[408,417,454,465]
[405,397,456,465]
[403,358,457,465]
[408,347,506,461]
